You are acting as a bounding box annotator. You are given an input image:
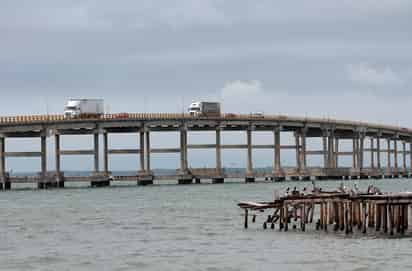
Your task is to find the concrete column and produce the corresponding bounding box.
[103,133,109,174]
[145,131,151,172]
[402,141,407,171]
[352,137,357,169]
[295,131,301,171]
[334,138,339,168]
[410,142,412,173]
[274,127,281,173]
[93,133,99,172]
[323,133,328,168]
[246,128,253,176]
[301,131,307,169]
[215,128,222,176]
[139,131,145,172]
[55,134,60,174]
[180,128,188,172]
[328,131,334,168]
[387,139,391,170]
[41,135,47,176]
[370,138,375,168]
[359,134,364,169]
[377,137,381,169]
[0,137,5,177]
[394,139,398,170]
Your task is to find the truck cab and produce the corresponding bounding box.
[188,102,202,116]
[64,100,82,118]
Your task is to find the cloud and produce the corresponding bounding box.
[346,63,404,86]
[221,80,263,99]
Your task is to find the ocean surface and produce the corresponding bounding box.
[1,178,412,271]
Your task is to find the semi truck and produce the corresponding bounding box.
[188,101,221,117]
[64,99,104,118]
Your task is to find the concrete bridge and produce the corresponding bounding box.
[0,113,411,190]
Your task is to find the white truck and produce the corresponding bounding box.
[188,101,221,117]
[64,99,104,118]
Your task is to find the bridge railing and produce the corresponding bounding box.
[0,113,411,134]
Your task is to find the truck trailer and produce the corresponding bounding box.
[64,99,104,118]
[188,101,221,117]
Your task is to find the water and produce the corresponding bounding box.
[1,179,412,271]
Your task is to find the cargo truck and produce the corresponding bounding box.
[188,101,221,117]
[64,99,104,118]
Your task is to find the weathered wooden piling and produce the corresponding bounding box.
[239,188,412,237]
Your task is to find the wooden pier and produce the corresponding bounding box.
[238,186,412,236]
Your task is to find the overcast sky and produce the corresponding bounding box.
[1,1,412,172]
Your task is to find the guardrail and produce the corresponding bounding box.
[0,113,410,134]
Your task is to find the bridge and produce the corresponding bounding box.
[0,113,411,190]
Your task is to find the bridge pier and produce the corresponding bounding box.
[245,127,254,183]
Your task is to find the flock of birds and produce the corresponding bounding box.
[284,180,382,197]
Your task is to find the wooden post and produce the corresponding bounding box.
[362,203,367,234]
[383,204,388,233]
[345,202,349,234]
[375,204,381,231]
[284,205,289,231]
[279,205,284,230]
[320,202,324,229]
[340,202,345,231]
[389,205,394,235]
[301,204,306,231]
[244,209,248,229]
[324,202,328,231]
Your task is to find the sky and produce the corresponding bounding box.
[1,1,412,172]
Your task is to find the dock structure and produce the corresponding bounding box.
[238,187,412,236]
[0,113,412,190]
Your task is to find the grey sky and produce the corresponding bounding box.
[1,1,411,171]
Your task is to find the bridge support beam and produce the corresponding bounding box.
[273,127,282,179]
[213,127,224,184]
[137,129,153,185]
[323,132,328,168]
[387,139,392,176]
[54,134,64,188]
[90,132,110,187]
[178,127,192,184]
[0,136,10,190]
[377,136,381,169]
[394,139,398,172]
[103,132,109,175]
[402,141,407,174]
[245,127,254,182]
